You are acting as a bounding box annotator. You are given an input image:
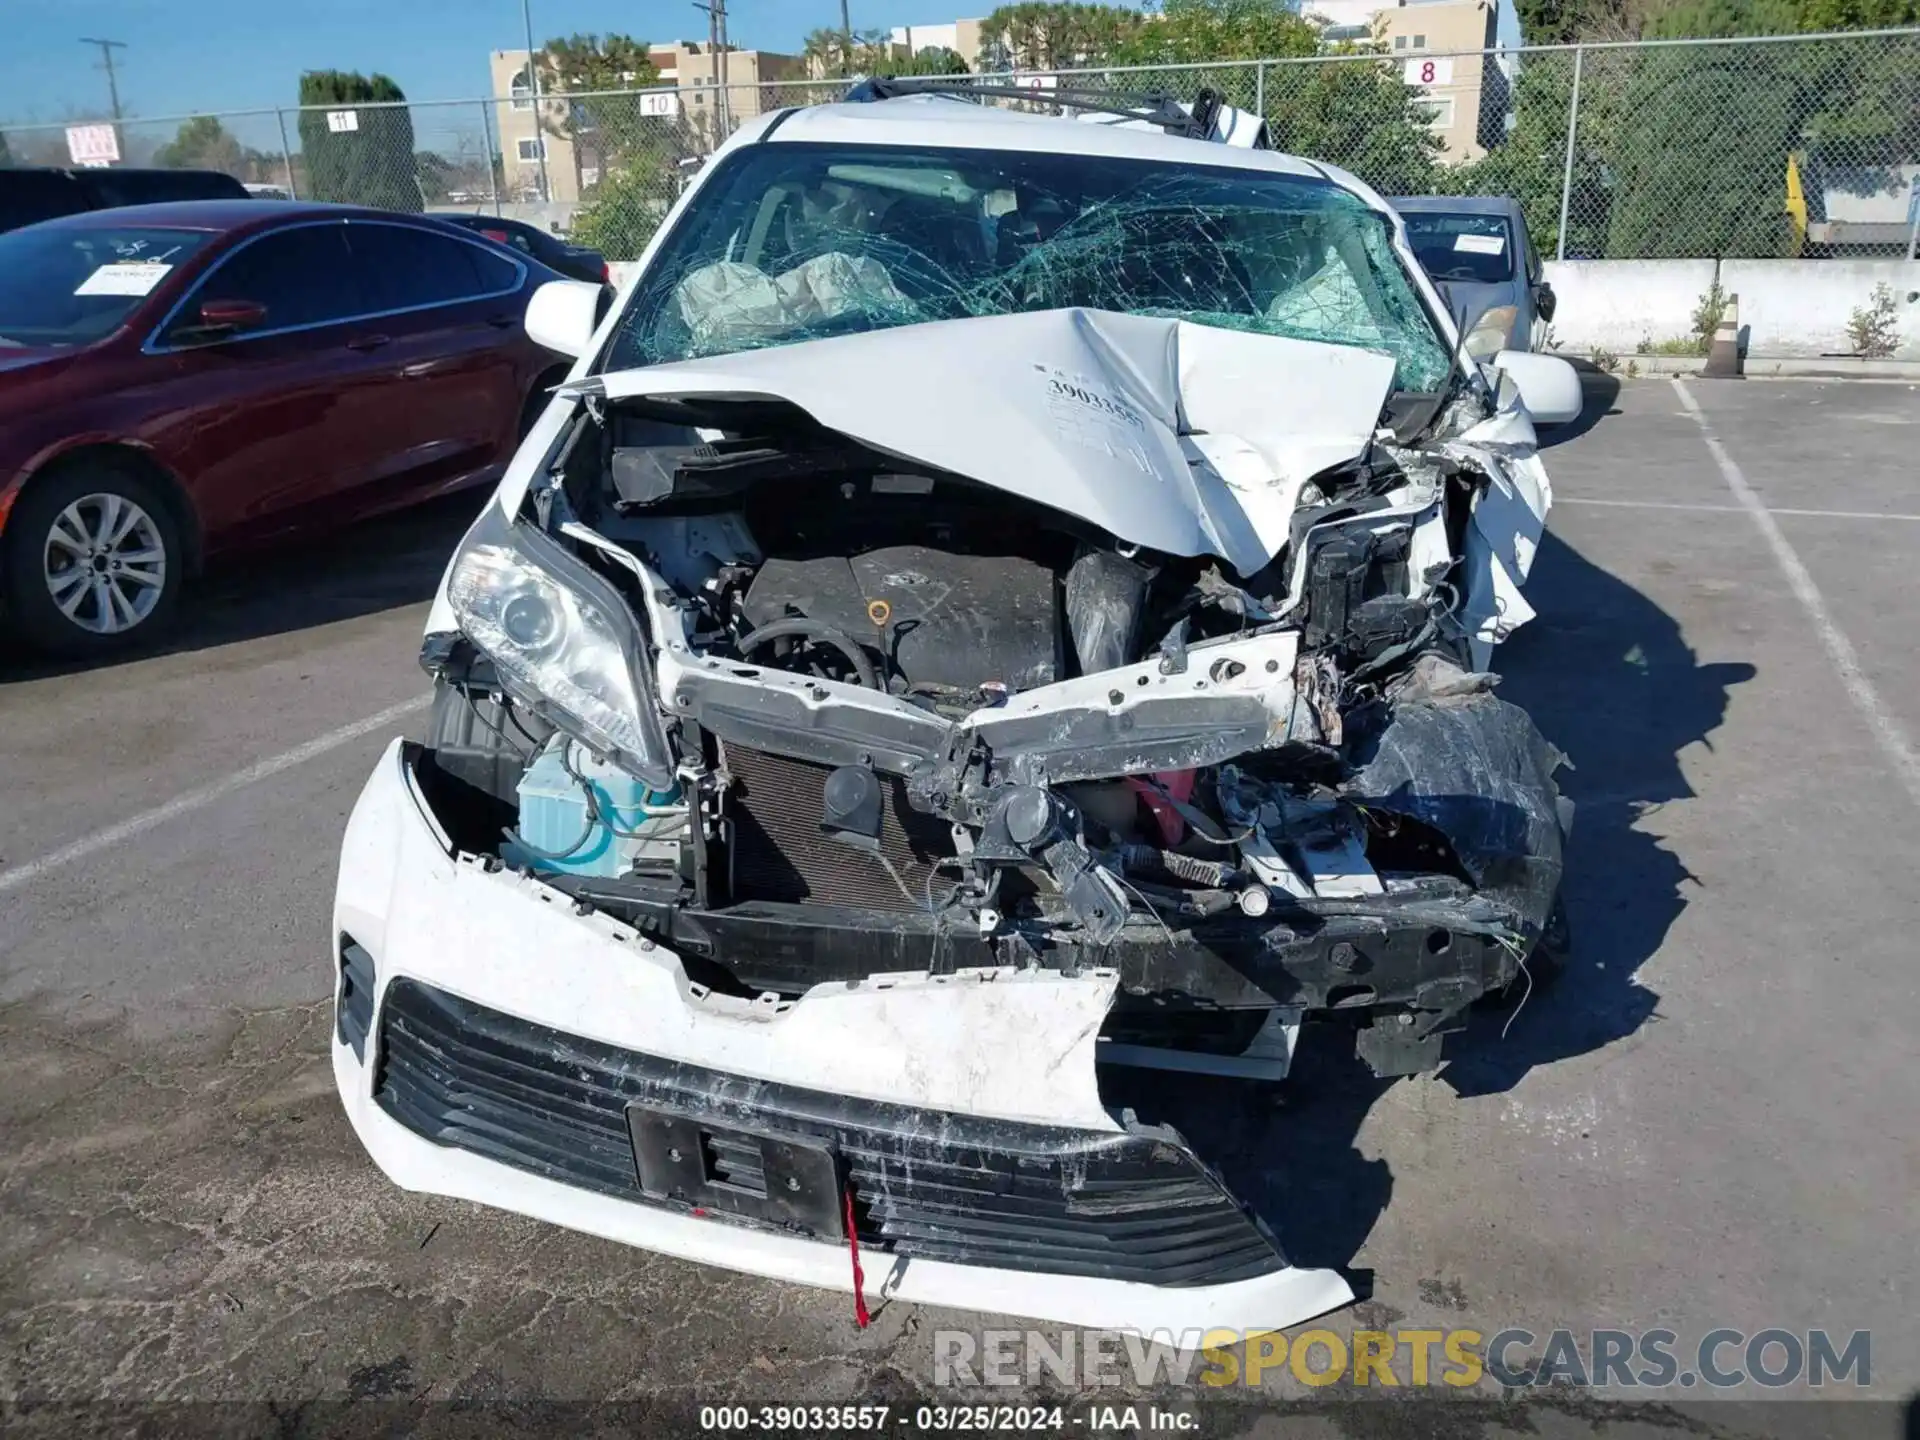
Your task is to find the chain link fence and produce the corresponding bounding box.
[5,28,1915,265]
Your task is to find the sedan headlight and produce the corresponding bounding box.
[1463,304,1520,361]
[447,504,675,790]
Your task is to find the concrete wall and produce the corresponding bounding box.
[1721,260,1919,359]
[1542,258,1920,360]
[1539,260,1719,355]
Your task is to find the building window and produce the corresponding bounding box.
[1394,35,1408,48]
[1418,96,1455,129]
[510,69,533,111]
[516,137,545,161]
[1413,33,1427,45]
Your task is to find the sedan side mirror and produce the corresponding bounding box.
[1490,349,1583,426]
[174,297,268,345]
[1533,281,1557,324]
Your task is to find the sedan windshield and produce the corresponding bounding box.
[1400,211,1516,285]
[0,225,211,348]
[606,141,1451,390]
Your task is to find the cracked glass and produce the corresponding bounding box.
[606,140,1451,391]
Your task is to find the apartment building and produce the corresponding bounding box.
[886,19,990,69]
[489,42,807,203]
[1306,0,1510,162]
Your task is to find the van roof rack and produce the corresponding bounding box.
[843,76,1233,143]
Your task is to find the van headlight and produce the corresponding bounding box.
[1463,304,1520,361]
[447,505,675,790]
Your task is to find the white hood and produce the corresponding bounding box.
[587,309,1398,579]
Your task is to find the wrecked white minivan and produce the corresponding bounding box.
[333,90,1575,1333]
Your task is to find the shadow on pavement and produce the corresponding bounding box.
[0,490,483,685]
[1538,368,1623,449]
[1114,526,1754,1279]
[1444,527,1754,1096]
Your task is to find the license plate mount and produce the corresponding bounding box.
[626,1103,845,1239]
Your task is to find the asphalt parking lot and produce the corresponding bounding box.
[3,376,1917,1436]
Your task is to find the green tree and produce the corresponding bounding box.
[570,161,675,260]
[1601,0,1829,257]
[1100,0,1443,194]
[537,33,663,195]
[803,26,894,76]
[1269,56,1445,195]
[1442,53,1615,256]
[978,2,1146,69]
[803,27,852,76]
[297,70,421,211]
[892,46,973,75]
[1104,0,1320,65]
[153,115,245,175]
[1791,0,1918,23]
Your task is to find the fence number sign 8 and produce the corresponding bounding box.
[1404,57,1454,87]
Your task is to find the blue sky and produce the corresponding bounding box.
[0,0,1009,125]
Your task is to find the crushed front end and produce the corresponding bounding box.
[333,310,1565,1328]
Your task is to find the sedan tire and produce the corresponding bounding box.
[3,462,185,657]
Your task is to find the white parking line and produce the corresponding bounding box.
[0,693,431,896]
[1557,496,1920,523]
[1673,378,1920,811]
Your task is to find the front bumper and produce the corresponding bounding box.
[333,738,1354,1332]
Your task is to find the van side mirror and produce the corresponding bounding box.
[525,279,603,359]
[1490,350,1582,426]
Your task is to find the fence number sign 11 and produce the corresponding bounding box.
[326,111,360,133]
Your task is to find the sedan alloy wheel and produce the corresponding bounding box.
[42,492,169,635]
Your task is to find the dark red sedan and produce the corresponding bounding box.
[0,201,575,655]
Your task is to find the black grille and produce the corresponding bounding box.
[374,978,1284,1287]
[337,938,375,1060]
[724,744,955,911]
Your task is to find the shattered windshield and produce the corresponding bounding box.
[605,141,1451,390]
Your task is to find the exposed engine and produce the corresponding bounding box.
[423,348,1566,1081]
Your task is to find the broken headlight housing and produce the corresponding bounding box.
[447,504,675,790]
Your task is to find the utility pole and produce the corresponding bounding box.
[79,36,127,156]
[519,0,551,203]
[691,0,731,148]
[840,0,853,75]
[716,0,729,139]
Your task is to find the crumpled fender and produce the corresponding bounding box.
[1448,395,1554,670]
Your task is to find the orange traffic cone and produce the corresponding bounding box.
[1702,292,1742,379]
